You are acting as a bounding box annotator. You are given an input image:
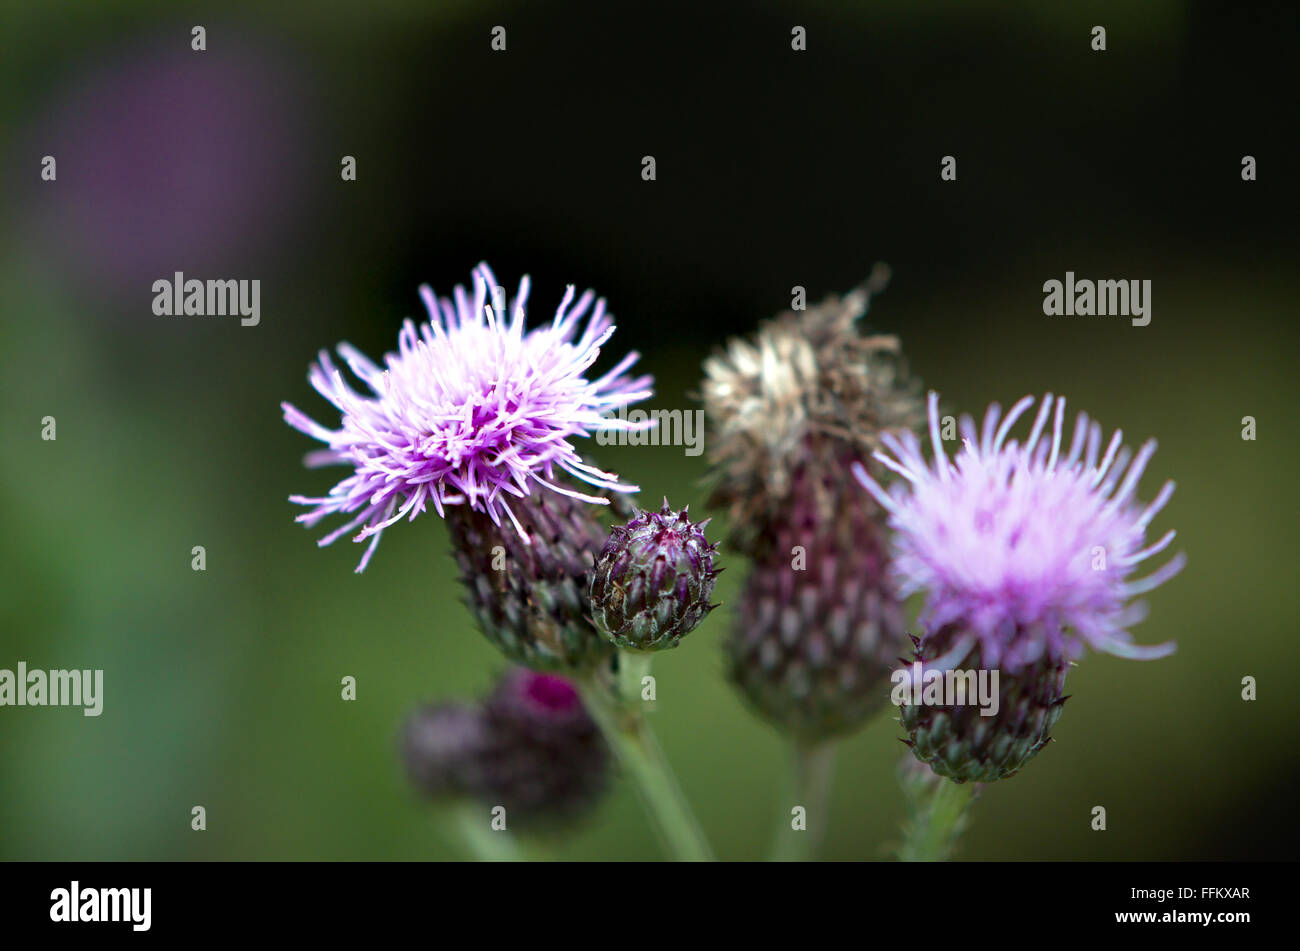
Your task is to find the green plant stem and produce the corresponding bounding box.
[618,650,654,704]
[768,740,838,861]
[898,776,977,862]
[445,800,524,862]
[580,660,714,862]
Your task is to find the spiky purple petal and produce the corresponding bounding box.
[853,392,1183,672]
[284,263,653,570]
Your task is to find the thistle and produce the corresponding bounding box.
[446,488,619,671]
[283,262,652,571]
[401,668,609,829]
[898,629,1068,783]
[726,467,905,742]
[589,500,720,651]
[401,702,491,800]
[701,266,922,559]
[479,668,611,825]
[704,275,920,742]
[855,392,1185,783]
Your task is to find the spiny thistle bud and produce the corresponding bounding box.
[589,500,721,651]
[702,267,922,559]
[446,489,620,672]
[899,630,1069,783]
[478,668,610,825]
[726,468,907,741]
[856,392,1184,783]
[400,702,492,800]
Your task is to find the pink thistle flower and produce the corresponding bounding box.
[283,263,653,571]
[853,392,1184,673]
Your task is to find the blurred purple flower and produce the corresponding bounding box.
[853,392,1184,672]
[24,36,311,297]
[284,263,653,571]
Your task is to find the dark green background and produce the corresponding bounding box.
[1,0,1295,859]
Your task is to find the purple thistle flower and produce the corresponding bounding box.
[283,263,653,571]
[852,392,1185,673]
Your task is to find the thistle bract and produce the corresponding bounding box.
[589,500,720,651]
[447,488,619,671]
[726,467,906,741]
[284,263,652,571]
[899,631,1068,783]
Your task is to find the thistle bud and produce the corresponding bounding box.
[899,630,1069,784]
[479,668,610,825]
[446,489,616,672]
[401,670,611,828]
[589,500,721,651]
[400,702,492,800]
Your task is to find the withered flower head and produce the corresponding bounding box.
[701,265,922,555]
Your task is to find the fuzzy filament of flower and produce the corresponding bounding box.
[853,391,1184,673]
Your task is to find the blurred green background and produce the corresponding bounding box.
[1,0,1296,860]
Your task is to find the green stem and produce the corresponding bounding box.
[617,650,654,705]
[898,775,977,862]
[580,660,714,862]
[768,740,838,861]
[445,800,524,862]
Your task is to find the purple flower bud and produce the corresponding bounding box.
[479,669,610,825]
[589,500,720,651]
[401,670,610,829]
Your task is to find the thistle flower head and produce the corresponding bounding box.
[401,669,610,826]
[283,263,653,570]
[853,392,1185,673]
[702,268,921,554]
[480,668,610,824]
[485,667,591,739]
